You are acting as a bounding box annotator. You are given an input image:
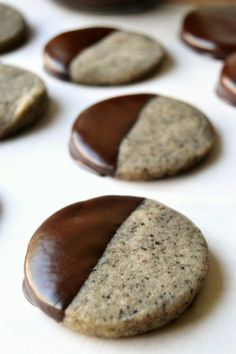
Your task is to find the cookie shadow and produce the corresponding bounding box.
[134,51,175,85]
[24,23,36,45]
[2,97,60,141]
[130,252,224,341]
[31,96,60,133]
[153,51,175,80]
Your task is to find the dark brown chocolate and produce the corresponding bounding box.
[52,0,158,12]
[217,52,236,106]
[44,27,115,79]
[23,196,143,321]
[70,94,156,176]
[182,5,236,59]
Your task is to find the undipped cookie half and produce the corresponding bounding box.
[0,64,49,139]
[70,94,215,181]
[44,27,164,85]
[181,5,236,59]
[0,4,27,53]
[216,52,236,107]
[23,196,209,338]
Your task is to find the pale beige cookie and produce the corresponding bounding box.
[0,3,27,52]
[116,96,215,180]
[0,64,49,139]
[23,196,209,338]
[69,31,164,85]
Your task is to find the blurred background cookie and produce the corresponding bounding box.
[44,27,165,85]
[52,0,160,12]
[181,5,236,59]
[0,3,27,53]
[216,53,236,107]
[70,94,215,180]
[0,64,49,139]
[23,195,209,338]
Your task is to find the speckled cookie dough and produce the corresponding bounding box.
[116,96,214,180]
[0,64,49,139]
[23,196,209,338]
[69,31,164,85]
[70,94,215,180]
[0,4,27,52]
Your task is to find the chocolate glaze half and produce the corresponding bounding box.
[182,5,236,59]
[44,27,115,79]
[70,94,156,176]
[217,52,236,106]
[23,196,143,321]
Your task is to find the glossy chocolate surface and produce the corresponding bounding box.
[24,196,143,321]
[44,27,115,79]
[182,6,236,59]
[70,94,156,176]
[217,52,236,106]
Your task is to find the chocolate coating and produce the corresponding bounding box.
[182,5,236,59]
[217,52,236,106]
[44,27,115,79]
[23,196,143,321]
[70,94,155,176]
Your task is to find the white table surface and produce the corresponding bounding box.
[0,1,236,353]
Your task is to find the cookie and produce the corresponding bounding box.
[0,4,27,53]
[70,94,215,181]
[53,0,159,12]
[0,64,49,139]
[23,196,209,338]
[216,53,236,106]
[44,27,164,85]
[181,5,236,59]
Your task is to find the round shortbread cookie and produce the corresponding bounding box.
[44,27,164,85]
[216,52,236,106]
[23,196,209,338]
[0,64,49,139]
[70,94,215,181]
[181,5,236,59]
[0,3,27,52]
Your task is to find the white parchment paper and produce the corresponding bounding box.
[0,1,235,353]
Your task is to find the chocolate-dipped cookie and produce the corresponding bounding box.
[216,53,236,107]
[181,5,236,59]
[0,64,49,139]
[44,27,164,85]
[23,196,209,338]
[70,94,215,181]
[0,4,27,53]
